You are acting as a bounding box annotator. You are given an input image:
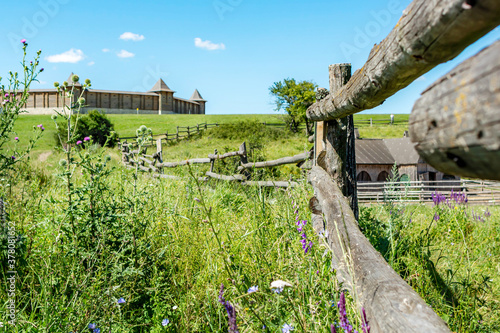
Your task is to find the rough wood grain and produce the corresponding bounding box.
[307,0,500,121]
[308,166,450,333]
[238,151,311,171]
[409,39,500,180]
[324,64,359,219]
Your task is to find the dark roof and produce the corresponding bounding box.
[356,139,394,164]
[356,137,421,165]
[383,138,421,165]
[149,79,174,92]
[190,89,206,101]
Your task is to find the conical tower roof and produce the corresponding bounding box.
[190,89,206,101]
[149,79,174,92]
[67,72,82,86]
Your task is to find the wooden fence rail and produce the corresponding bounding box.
[118,141,308,188]
[306,0,500,331]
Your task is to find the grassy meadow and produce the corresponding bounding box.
[1,113,498,332]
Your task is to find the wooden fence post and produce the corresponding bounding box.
[176,126,179,140]
[205,122,207,130]
[239,142,251,180]
[156,138,163,165]
[370,118,372,127]
[210,149,217,173]
[322,63,358,220]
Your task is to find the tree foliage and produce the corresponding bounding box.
[269,78,317,133]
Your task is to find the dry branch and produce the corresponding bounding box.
[241,180,298,188]
[308,166,450,332]
[205,172,245,181]
[238,151,311,171]
[307,0,500,121]
[409,39,500,181]
[207,150,244,160]
[157,158,211,168]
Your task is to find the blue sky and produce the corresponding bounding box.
[1,0,499,115]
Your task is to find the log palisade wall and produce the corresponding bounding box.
[307,0,500,332]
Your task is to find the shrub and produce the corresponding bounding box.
[54,110,118,147]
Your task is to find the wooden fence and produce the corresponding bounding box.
[118,140,311,188]
[307,1,500,332]
[119,122,219,142]
[357,179,500,205]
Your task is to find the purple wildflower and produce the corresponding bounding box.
[40,68,44,72]
[433,213,440,221]
[219,284,239,333]
[93,329,100,333]
[272,287,283,294]
[88,323,96,329]
[84,136,90,141]
[431,191,447,206]
[337,292,354,333]
[76,140,83,145]
[11,156,15,160]
[361,308,370,333]
[282,323,294,332]
[21,39,26,44]
[162,318,170,326]
[14,137,18,141]
[117,297,125,304]
[484,209,491,218]
[331,324,337,333]
[248,285,258,293]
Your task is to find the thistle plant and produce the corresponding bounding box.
[0,39,44,182]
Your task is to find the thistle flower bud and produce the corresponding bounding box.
[78,97,85,105]
[105,155,111,162]
[63,81,68,87]
[59,159,68,167]
[71,74,79,83]
[51,114,57,120]
[85,78,91,85]
[54,82,59,88]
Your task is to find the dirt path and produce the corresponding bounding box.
[38,151,52,162]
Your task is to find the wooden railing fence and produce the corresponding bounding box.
[307,0,500,332]
[358,179,500,205]
[119,140,312,188]
[119,122,219,143]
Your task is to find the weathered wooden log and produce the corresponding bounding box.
[241,180,298,188]
[206,172,245,181]
[409,39,500,181]
[238,151,311,171]
[239,142,251,180]
[322,64,358,220]
[139,156,154,165]
[207,150,244,160]
[308,166,450,332]
[307,0,500,121]
[157,158,211,168]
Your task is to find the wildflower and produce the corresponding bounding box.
[40,68,44,72]
[37,124,45,131]
[282,323,294,332]
[11,156,15,160]
[162,319,170,326]
[88,323,96,329]
[71,74,79,82]
[484,209,491,218]
[93,329,100,333]
[78,97,85,105]
[76,140,83,145]
[21,39,26,44]
[4,93,8,98]
[361,307,370,333]
[194,197,201,202]
[270,280,292,289]
[219,284,239,333]
[117,297,126,304]
[14,137,18,141]
[248,285,258,293]
[331,324,337,333]
[272,287,284,294]
[84,136,91,142]
[433,213,440,221]
[172,305,178,310]
[337,292,354,333]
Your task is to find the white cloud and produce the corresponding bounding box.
[45,49,85,63]
[119,32,145,42]
[416,76,426,82]
[194,37,226,51]
[117,50,135,58]
[88,61,95,66]
[102,48,110,53]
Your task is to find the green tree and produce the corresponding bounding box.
[269,78,317,134]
